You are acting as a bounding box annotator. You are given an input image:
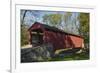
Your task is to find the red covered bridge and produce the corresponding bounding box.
[28,22,84,51]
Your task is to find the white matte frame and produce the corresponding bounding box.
[11,1,96,73]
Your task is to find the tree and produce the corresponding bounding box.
[43,14,62,28]
[63,12,73,32]
[20,10,30,46]
[78,13,89,49]
[43,12,78,34]
[21,10,28,25]
[21,24,29,46]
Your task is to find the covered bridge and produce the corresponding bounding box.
[28,22,84,51]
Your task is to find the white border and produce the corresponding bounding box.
[11,4,96,73]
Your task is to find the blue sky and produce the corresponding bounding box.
[21,10,79,25]
[20,10,80,34]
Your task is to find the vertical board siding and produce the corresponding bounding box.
[29,22,84,51]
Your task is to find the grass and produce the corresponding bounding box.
[49,49,89,61]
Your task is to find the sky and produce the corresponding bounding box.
[20,10,80,34]
[21,10,78,25]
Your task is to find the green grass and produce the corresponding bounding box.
[49,51,89,61]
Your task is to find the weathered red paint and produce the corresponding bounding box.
[28,22,84,50]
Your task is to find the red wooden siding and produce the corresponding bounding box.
[68,35,84,48]
[28,22,84,50]
[44,31,66,50]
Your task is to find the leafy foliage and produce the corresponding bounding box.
[78,13,89,49]
[43,14,62,27]
[43,12,78,34]
[21,24,29,46]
